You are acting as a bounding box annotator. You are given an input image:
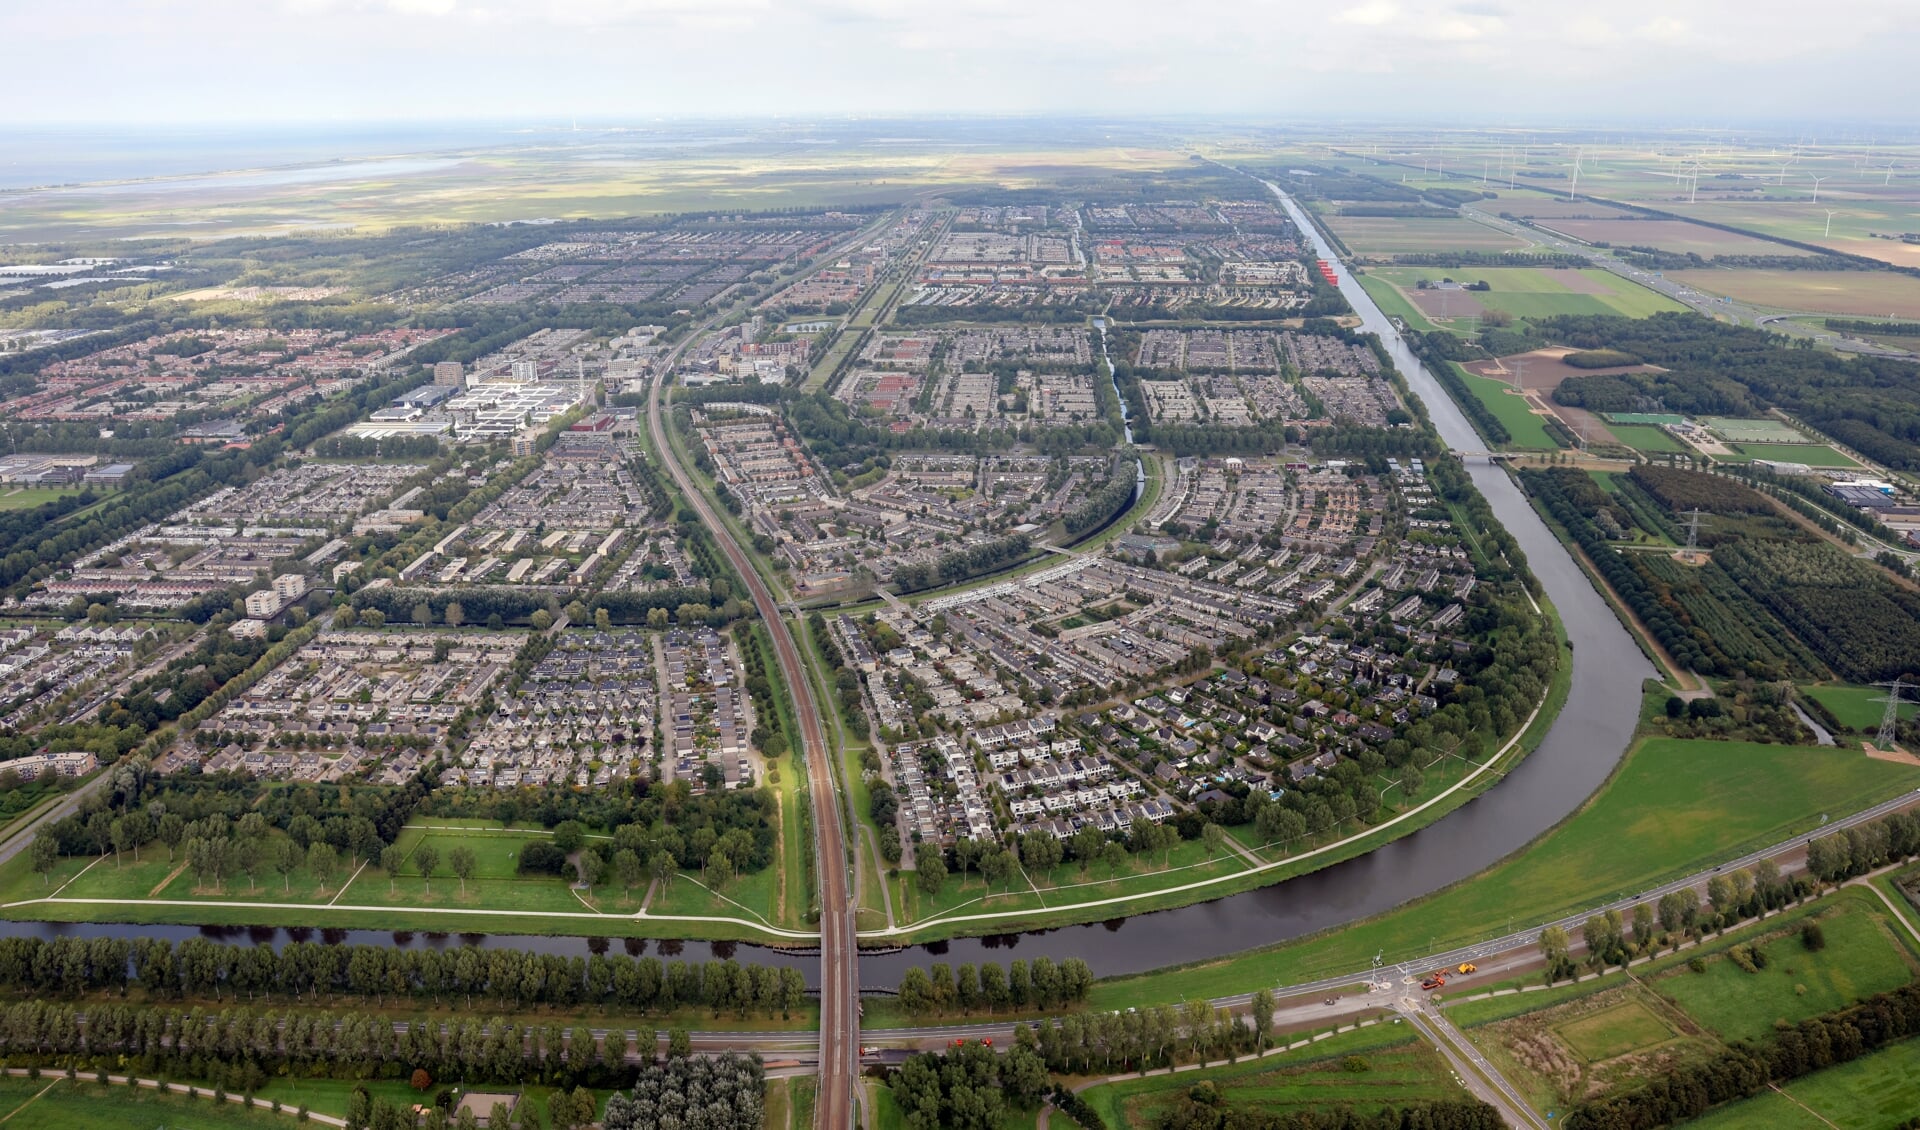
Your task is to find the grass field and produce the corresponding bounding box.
[0,1078,296,1128]
[1368,266,1685,322]
[1357,272,1440,332]
[1685,1034,1920,1130]
[1081,736,1920,1011]
[1805,684,1919,732]
[0,487,87,511]
[1670,269,1920,320]
[1667,199,1920,270]
[1454,365,1561,449]
[1730,442,1862,468]
[1700,416,1806,443]
[1323,214,1533,256]
[1080,1025,1452,1128]
[1608,424,1685,454]
[1553,1000,1676,1061]
[0,812,802,940]
[1657,901,1918,1043]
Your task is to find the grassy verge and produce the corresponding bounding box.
[1054,735,1920,1018]
[1078,1024,1448,1128]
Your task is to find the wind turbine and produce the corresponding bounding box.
[1885,162,1899,187]
[1824,209,1839,237]
[1687,161,1703,204]
[1809,174,1830,203]
[1568,148,1583,201]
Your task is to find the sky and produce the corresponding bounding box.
[6,0,1917,125]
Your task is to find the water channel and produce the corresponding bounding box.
[1,186,1651,989]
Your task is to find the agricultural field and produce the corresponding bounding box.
[1322,213,1533,256]
[1669,268,1920,320]
[1366,266,1684,322]
[1531,217,1814,257]
[1728,441,1861,467]
[1079,1025,1455,1128]
[1667,198,1920,269]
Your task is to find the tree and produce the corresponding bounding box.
[411,602,433,627]
[614,848,643,892]
[917,856,946,897]
[444,601,464,628]
[29,835,57,886]
[1100,840,1128,881]
[307,842,338,891]
[1250,989,1275,1050]
[553,820,586,854]
[415,844,441,894]
[273,839,301,892]
[595,607,612,631]
[668,1027,692,1058]
[1201,822,1226,859]
[449,846,477,896]
[380,845,405,893]
[531,609,553,631]
[649,850,675,891]
[410,1068,433,1092]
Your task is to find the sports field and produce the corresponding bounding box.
[1670,269,1920,320]
[1323,214,1532,256]
[1369,266,1684,322]
[1603,412,1686,426]
[1731,442,1861,468]
[1700,416,1806,444]
[0,487,86,510]
[1608,424,1685,454]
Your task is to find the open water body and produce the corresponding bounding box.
[0,183,1649,990]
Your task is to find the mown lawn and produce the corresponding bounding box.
[1731,441,1861,468]
[1608,424,1685,454]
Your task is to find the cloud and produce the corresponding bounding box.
[8,0,1920,122]
[1333,2,1399,27]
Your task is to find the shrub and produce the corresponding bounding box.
[518,841,569,875]
[1802,922,1827,951]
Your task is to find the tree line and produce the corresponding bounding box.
[894,957,1093,1018]
[0,932,806,1017]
